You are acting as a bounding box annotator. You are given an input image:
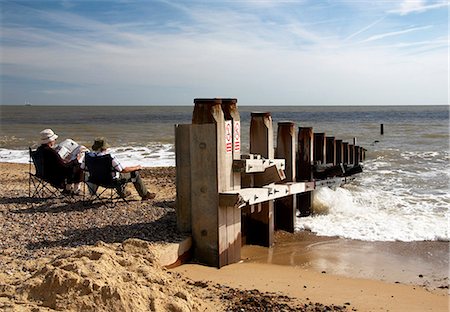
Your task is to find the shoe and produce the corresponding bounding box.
[62,189,72,196]
[72,189,82,196]
[141,192,156,201]
[118,190,132,198]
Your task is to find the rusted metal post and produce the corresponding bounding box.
[313,133,326,164]
[247,112,274,247]
[326,136,336,165]
[335,139,343,164]
[342,142,349,165]
[297,127,314,217]
[275,122,296,232]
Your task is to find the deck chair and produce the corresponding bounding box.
[28,147,65,198]
[83,153,130,207]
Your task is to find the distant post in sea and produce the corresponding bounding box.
[380,124,384,135]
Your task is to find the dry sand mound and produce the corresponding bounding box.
[1,239,214,312]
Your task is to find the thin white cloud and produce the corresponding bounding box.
[359,25,433,43]
[381,38,447,49]
[389,0,449,15]
[344,16,386,41]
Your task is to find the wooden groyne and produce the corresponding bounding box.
[175,98,366,268]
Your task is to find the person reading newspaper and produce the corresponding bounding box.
[55,139,88,163]
[36,129,84,195]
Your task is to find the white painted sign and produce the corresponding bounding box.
[234,121,240,152]
[225,120,232,153]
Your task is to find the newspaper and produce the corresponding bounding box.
[55,139,88,163]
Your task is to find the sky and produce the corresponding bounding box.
[0,0,448,106]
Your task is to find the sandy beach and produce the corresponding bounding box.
[0,163,448,311]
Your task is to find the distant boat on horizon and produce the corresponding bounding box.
[24,101,32,106]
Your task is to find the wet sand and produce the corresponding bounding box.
[174,261,448,312]
[242,231,449,291]
[174,231,449,311]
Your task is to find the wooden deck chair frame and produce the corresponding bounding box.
[83,153,131,207]
[28,147,65,199]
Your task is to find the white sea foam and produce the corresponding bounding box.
[297,186,449,241]
[0,144,176,168]
[296,154,450,242]
[0,148,30,164]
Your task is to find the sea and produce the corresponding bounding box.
[1,105,448,243]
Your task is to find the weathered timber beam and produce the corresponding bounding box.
[253,165,286,187]
[314,177,346,188]
[220,181,315,208]
[241,154,262,160]
[233,158,285,173]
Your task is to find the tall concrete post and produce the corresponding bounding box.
[189,98,223,267]
[175,123,192,233]
[220,98,241,265]
[222,99,241,190]
[190,98,242,267]
[275,122,296,232]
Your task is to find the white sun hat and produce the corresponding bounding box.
[40,128,58,144]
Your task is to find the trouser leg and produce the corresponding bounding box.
[87,182,98,195]
[83,172,98,195]
[120,171,148,198]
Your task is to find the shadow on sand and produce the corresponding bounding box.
[26,211,182,252]
[6,196,105,213]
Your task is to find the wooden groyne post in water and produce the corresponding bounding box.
[275,122,297,232]
[175,98,366,268]
[326,136,336,165]
[314,133,326,165]
[297,127,314,217]
[246,112,275,247]
[335,140,343,164]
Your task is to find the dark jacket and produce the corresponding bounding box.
[36,144,82,187]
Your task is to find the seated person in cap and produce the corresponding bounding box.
[36,128,84,194]
[82,138,156,201]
